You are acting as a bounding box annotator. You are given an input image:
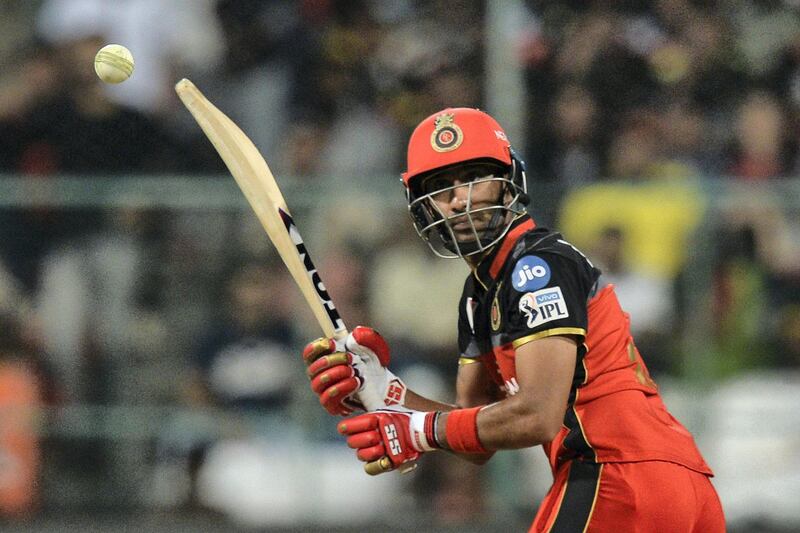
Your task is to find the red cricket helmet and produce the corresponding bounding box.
[400,108,529,259]
[402,108,513,195]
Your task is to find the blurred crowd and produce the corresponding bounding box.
[1,0,800,529]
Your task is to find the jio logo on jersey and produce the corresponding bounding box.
[512,255,551,292]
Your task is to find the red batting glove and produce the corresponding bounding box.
[337,407,440,475]
[302,326,406,416]
[303,337,360,416]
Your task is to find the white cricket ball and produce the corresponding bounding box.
[94,44,135,84]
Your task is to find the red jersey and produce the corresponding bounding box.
[457,215,712,475]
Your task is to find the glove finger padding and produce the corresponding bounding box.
[310,364,358,394]
[356,444,387,462]
[319,377,361,415]
[337,413,378,434]
[302,337,340,365]
[306,351,352,379]
[302,336,363,416]
[344,428,383,450]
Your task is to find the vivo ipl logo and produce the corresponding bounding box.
[512,255,551,292]
[519,286,569,329]
[535,291,561,304]
[279,208,346,333]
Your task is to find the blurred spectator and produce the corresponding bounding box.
[316,241,373,332]
[0,3,40,64]
[367,214,467,365]
[605,109,663,180]
[671,11,745,114]
[0,262,33,327]
[275,119,330,178]
[34,208,164,403]
[766,32,800,112]
[36,0,224,114]
[772,303,800,368]
[184,0,310,176]
[558,180,705,279]
[708,224,770,376]
[156,256,303,508]
[549,83,602,187]
[0,32,188,293]
[659,101,719,177]
[730,0,800,79]
[725,90,796,180]
[0,41,59,128]
[369,0,484,127]
[0,313,44,518]
[707,190,800,374]
[310,1,406,185]
[607,106,704,181]
[186,257,301,412]
[591,226,675,375]
[4,34,184,175]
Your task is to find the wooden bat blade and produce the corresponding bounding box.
[174,78,346,340]
[175,79,289,211]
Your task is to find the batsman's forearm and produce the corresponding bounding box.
[437,391,560,452]
[402,390,495,465]
[404,391,548,452]
[402,389,457,412]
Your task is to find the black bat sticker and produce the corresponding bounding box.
[278,208,346,334]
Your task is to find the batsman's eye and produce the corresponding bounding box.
[422,176,453,195]
[412,201,442,223]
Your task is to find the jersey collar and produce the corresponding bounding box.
[472,214,536,288]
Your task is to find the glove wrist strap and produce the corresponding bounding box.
[409,411,441,452]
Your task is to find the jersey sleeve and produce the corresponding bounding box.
[501,251,590,349]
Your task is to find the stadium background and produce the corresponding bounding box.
[1,1,799,531]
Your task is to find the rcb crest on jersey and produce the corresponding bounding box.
[491,291,502,331]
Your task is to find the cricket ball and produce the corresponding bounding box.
[94,44,134,84]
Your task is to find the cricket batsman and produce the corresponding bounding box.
[303,108,725,531]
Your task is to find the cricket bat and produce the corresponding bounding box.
[176,78,416,475]
[175,78,377,410]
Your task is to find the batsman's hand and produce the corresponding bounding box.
[338,407,439,475]
[302,326,407,416]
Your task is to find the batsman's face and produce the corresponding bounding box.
[422,163,506,242]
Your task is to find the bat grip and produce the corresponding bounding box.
[332,328,385,412]
[335,327,412,475]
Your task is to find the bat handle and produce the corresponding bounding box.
[335,327,416,476]
[364,457,418,475]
